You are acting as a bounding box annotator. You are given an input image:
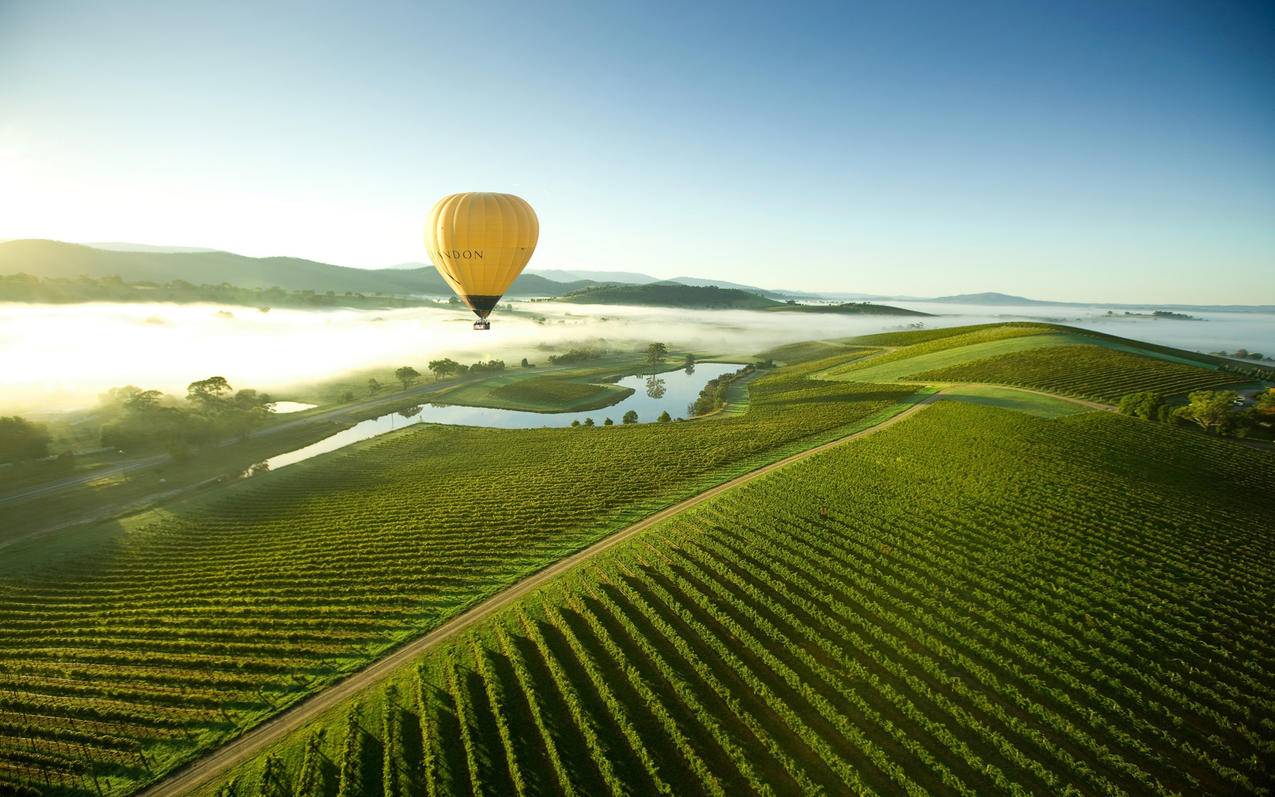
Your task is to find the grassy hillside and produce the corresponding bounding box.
[0,240,592,297]
[559,282,923,314]
[198,401,1275,797]
[0,353,918,795]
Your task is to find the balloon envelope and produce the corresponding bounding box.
[424,193,539,320]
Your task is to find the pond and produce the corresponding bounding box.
[253,362,742,473]
[269,401,317,413]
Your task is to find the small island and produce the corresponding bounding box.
[1105,309,1200,321]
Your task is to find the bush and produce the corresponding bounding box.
[0,416,51,463]
[1117,391,1164,420]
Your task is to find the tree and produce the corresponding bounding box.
[521,357,531,368]
[367,378,383,395]
[0,416,50,463]
[623,410,638,424]
[583,417,595,427]
[646,342,668,366]
[427,358,459,380]
[604,417,614,426]
[1117,391,1164,421]
[395,366,421,389]
[1257,388,1275,414]
[1177,390,1239,433]
[226,388,275,438]
[571,419,581,427]
[658,410,672,422]
[187,376,233,410]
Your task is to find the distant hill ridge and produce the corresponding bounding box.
[558,282,928,315]
[0,239,597,297]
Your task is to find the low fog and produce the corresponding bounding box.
[0,301,940,414]
[3,300,1270,415]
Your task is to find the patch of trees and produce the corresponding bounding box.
[1211,348,1271,362]
[469,360,506,374]
[1118,388,1274,439]
[99,377,274,455]
[688,365,756,417]
[0,273,438,310]
[0,416,51,463]
[547,347,606,365]
[425,358,506,380]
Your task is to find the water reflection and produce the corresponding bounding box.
[645,375,667,399]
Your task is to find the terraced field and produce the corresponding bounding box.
[0,353,918,795]
[830,323,1246,401]
[196,402,1275,796]
[913,343,1240,403]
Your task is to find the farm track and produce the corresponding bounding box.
[137,391,943,797]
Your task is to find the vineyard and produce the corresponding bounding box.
[912,344,1239,402]
[196,401,1275,796]
[0,352,918,796]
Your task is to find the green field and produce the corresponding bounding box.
[934,383,1090,418]
[196,402,1275,796]
[488,376,633,410]
[0,353,918,795]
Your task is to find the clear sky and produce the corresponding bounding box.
[1,1,1272,303]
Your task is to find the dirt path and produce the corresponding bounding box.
[139,391,942,797]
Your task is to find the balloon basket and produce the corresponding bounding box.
[473,320,491,331]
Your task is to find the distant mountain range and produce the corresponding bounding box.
[1,240,1270,312]
[0,240,598,297]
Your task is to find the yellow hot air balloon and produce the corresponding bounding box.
[425,192,539,330]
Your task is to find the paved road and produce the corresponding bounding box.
[138,392,942,797]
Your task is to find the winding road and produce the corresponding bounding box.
[138,391,943,797]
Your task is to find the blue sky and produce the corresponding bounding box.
[1,0,1272,302]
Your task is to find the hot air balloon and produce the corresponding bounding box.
[425,192,539,330]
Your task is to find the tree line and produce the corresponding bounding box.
[99,377,276,456]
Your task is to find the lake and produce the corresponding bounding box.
[254,362,740,472]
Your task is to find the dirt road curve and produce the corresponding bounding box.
[140,392,941,797]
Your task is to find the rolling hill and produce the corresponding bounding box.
[558,282,926,314]
[0,240,596,297]
[558,282,780,309]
